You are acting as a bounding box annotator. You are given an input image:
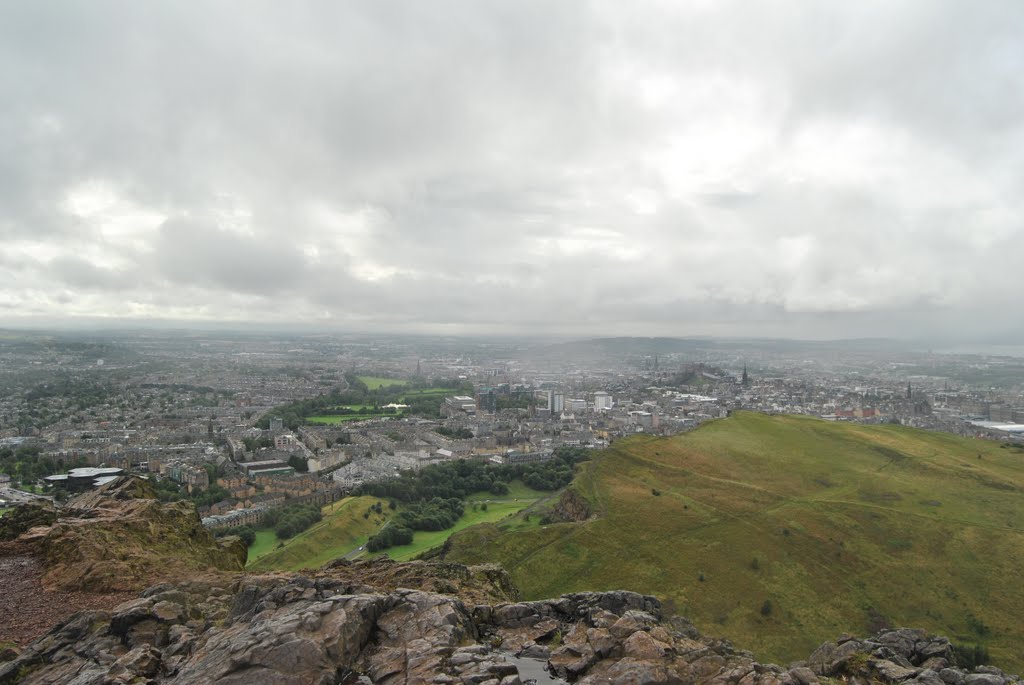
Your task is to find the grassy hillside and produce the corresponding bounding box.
[247,496,390,571]
[367,499,542,562]
[446,412,1024,670]
[249,482,553,571]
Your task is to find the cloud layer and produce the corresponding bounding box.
[2,1,1023,339]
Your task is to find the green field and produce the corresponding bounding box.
[467,480,549,502]
[365,499,539,562]
[247,496,391,571]
[446,412,1024,670]
[246,529,281,563]
[249,483,550,571]
[357,376,407,390]
[400,387,458,397]
[307,414,396,425]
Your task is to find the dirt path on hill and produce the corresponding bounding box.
[0,553,134,648]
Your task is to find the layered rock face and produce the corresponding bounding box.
[3,569,1019,685]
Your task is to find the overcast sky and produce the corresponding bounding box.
[2,1,1022,340]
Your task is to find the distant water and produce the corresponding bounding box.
[934,345,1024,358]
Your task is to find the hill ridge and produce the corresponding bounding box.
[445,412,1024,670]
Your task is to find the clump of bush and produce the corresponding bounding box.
[366,497,465,552]
[952,643,990,670]
[262,503,322,540]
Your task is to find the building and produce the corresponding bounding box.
[476,388,497,413]
[307,450,347,474]
[44,467,124,492]
[593,392,613,410]
[443,396,477,417]
[240,459,291,476]
[274,434,300,451]
[551,391,565,414]
[495,450,554,465]
[164,462,210,493]
[202,507,266,530]
[298,427,327,451]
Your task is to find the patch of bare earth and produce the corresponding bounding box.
[0,554,134,647]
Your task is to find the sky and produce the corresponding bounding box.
[1,1,1023,340]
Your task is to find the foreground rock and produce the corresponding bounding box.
[321,555,520,605]
[2,476,245,593]
[2,569,1017,685]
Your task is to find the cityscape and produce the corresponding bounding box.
[3,331,1022,531]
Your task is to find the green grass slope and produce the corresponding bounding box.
[446,412,1024,670]
[247,496,390,572]
[248,484,551,571]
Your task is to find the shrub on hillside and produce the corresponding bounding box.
[952,643,991,670]
[273,503,322,539]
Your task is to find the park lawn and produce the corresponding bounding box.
[307,414,398,425]
[246,485,547,572]
[358,376,407,390]
[467,480,548,502]
[246,529,280,563]
[447,411,1024,672]
[401,387,458,397]
[367,499,536,562]
[247,496,391,572]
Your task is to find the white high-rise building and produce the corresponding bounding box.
[567,398,586,412]
[551,391,565,413]
[593,392,613,410]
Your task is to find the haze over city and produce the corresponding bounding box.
[2,1,1023,340]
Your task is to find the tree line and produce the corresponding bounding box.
[365,497,465,552]
[263,502,323,539]
[356,446,590,504]
[257,373,473,429]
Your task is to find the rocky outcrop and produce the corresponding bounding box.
[802,629,1018,685]
[3,571,1018,685]
[320,556,520,604]
[0,501,58,542]
[5,476,245,592]
[550,487,592,523]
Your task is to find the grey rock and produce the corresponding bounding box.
[3,573,1019,685]
[940,668,967,685]
[965,675,1006,685]
[519,643,550,660]
[915,669,947,685]
[872,658,920,682]
[788,666,819,685]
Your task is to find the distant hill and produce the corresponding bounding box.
[445,412,1024,670]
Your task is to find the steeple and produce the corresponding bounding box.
[742,364,749,386]
[906,381,912,399]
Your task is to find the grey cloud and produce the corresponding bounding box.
[45,256,137,290]
[0,1,1022,339]
[152,218,310,295]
